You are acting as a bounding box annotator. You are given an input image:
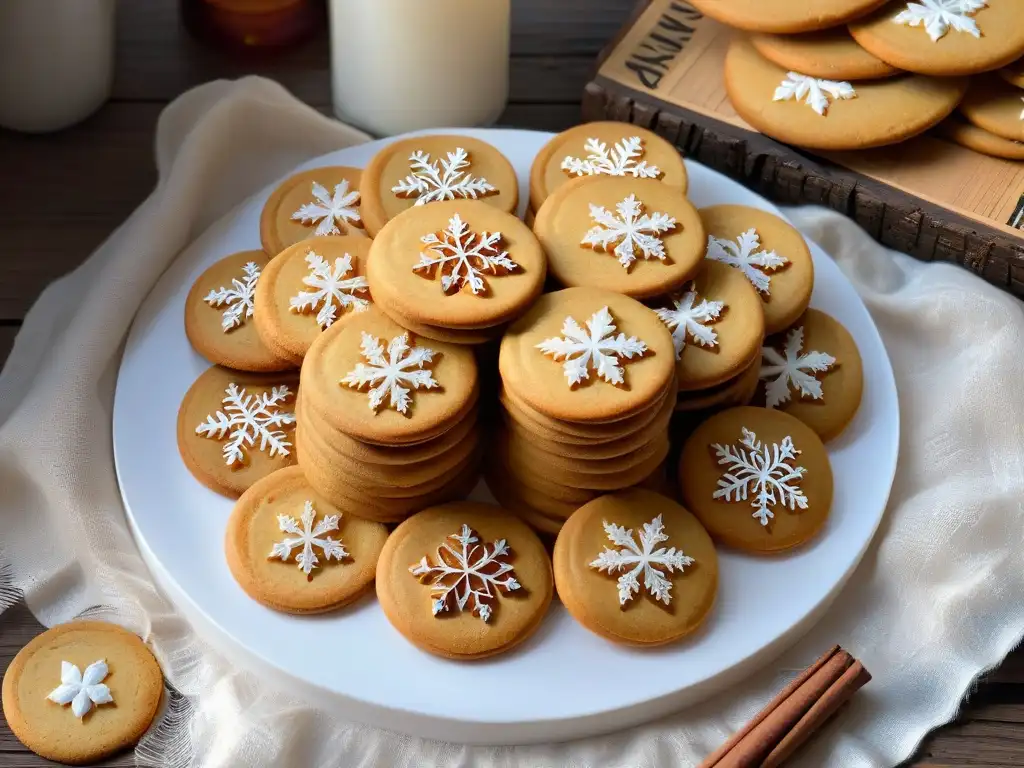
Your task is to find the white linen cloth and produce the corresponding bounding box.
[3,77,1024,768]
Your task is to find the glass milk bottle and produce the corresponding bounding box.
[328,0,511,136]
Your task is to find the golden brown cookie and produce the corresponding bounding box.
[375,502,553,659]
[749,28,901,80]
[725,37,968,151]
[178,366,298,498]
[184,251,295,372]
[373,303,505,345]
[534,176,705,299]
[757,309,863,442]
[260,167,366,257]
[679,406,833,553]
[225,466,388,614]
[935,115,1024,159]
[689,0,888,33]
[360,135,518,238]
[675,353,762,413]
[529,122,688,213]
[959,74,1024,142]
[553,489,718,646]
[850,1,1024,77]
[1000,57,1024,88]
[2,621,163,765]
[366,199,546,331]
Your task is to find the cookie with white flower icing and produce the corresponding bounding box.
[724,37,967,151]
[177,365,299,498]
[679,406,833,553]
[849,1,1024,77]
[689,0,888,33]
[359,135,519,238]
[533,176,706,299]
[553,489,718,646]
[375,501,553,659]
[959,74,1024,143]
[528,121,688,214]
[253,236,372,364]
[936,115,1024,159]
[184,251,295,372]
[260,167,367,257]
[2,621,162,765]
[756,309,863,442]
[749,28,901,80]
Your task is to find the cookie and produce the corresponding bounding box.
[850,1,1024,77]
[373,303,505,345]
[366,199,546,333]
[725,37,968,151]
[529,122,688,214]
[360,135,518,238]
[553,489,718,646]
[757,309,863,442]
[375,502,553,659]
[674,353,761,413]
[184,251,295,372]
[688,0,888,33]
[679,406,833,553]
[533,176,705,299]
[936,115,1024,159]
[225,466,388,614]
[177,365,298,498]
[1000,57,1024,88]
[749,28,901,80]
[959,74,1024,143]
[2,621,162,765]
[260,167,366,257]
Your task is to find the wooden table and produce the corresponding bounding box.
[0,2,1021,765]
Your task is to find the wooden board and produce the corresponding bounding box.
[583,0,1024,296]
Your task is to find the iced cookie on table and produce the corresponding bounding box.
[359,135,518,238]
[184,250,295,372]
[959,74,1024,143]
[177,365,299,498]
[688,0,888,33]
[679,406,833,553]
[253,236,372,364]
[375,502,553,659]
[749,28,901,80]
[225,466,388,614]
[260,166,366,257]
[2,621,163,765]
[553,489,718,646]
[366,199,546,341]
[528,121,688,214]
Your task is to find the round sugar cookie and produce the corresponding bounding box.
[2,621,163,765]
[529,122,688,213]
[184,251,295,372]
[679,406,833,553]
[225,466,388,614]
[725,38,967,151]
[959,74,1024,143]
[534,176,705,299]
[376,502,554,659]
[850,1,1024,77]
[749,28,901,80]
[360,135,518,238]
[1000,57,1024,88]
[675,353,761,413]
[688,0,889,33]
[367,199,546,330]
[260,167,366,257]
[553,489,718,646]
[177,366,298,498]
[936,116,1024,160]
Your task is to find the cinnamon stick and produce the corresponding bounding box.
[698,646,871,768]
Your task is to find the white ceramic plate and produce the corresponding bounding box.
[114,128,899,745]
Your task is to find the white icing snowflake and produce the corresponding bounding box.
[537,306,648,388]
[415,213,519,295]
[590,514,694,607]
[391,148,497,206]
[195,383,295,467]
[204,261,260,332]
[291,179,362,236]
[760,326,837,408]
[654,284,726,360]
[711,428,808,526]
[340,332,439,415]
[289,250,370,329]
[894,0,986,41]
[409,524,520,623]
[773,72,856,116]
[561,136,663,179]
[268,500,347,578]
[706,228,789,296]
[581,194,677,270]
[47,660,113,719]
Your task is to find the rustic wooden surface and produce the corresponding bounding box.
[0,1,1022,766]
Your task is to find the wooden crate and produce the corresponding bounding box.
[582,0,1024,296]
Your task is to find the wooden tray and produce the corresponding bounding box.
[582,0,1024,296]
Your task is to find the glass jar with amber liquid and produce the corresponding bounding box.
[181,0,321,51]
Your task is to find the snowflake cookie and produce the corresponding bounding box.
[711,427,808,526]
[773,72,857,117]
[760,326,837,408]
[291,179,362,236]
[47,660,113,719]
[195,382,296,467]
[340,332,439,415]
[392,148,497,206]
[654,284,726,360]
[561,136,663,180]
[536,306,648,387]
[204,261,260,332]
[268,500,348,579]
[581,194,678,270]
[706,228,788,296]
[894,0,987,41]
[415,213,519,295]
[289,250,370,329]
